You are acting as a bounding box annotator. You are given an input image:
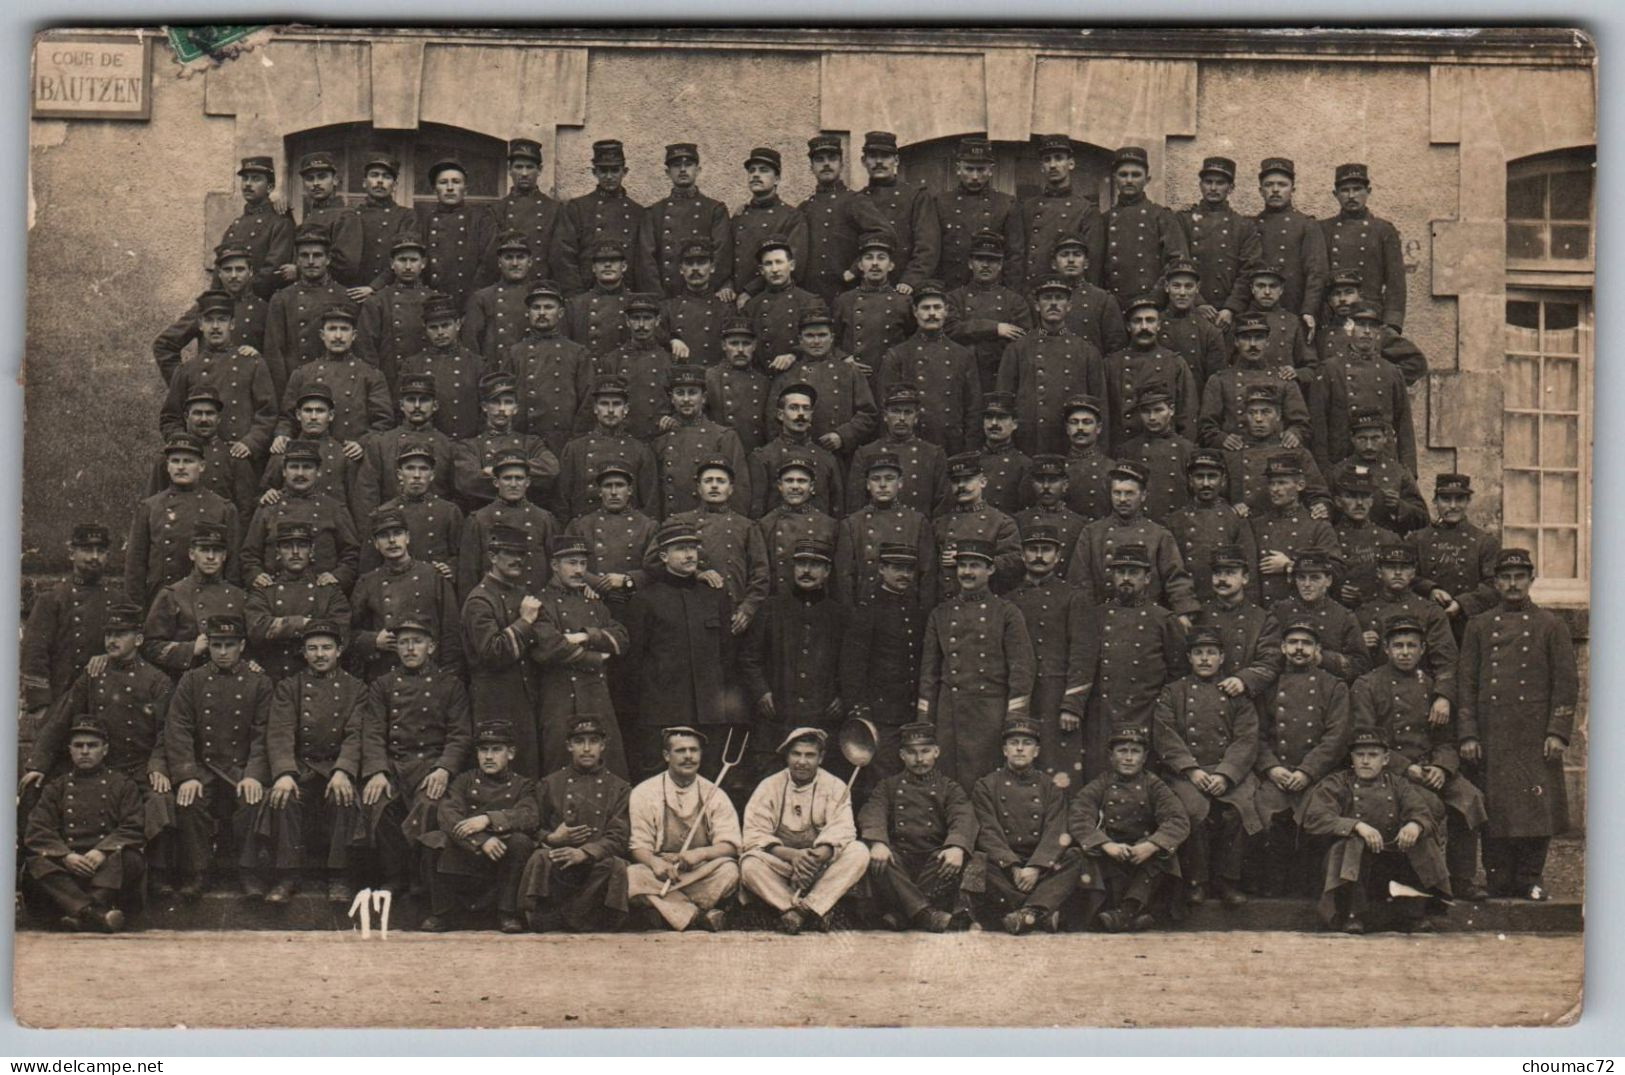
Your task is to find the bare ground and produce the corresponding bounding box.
[15,929,1582,1030]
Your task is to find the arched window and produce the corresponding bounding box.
[1506,147,1595,274]
[899,135,1115,204]
[284,122,508,216]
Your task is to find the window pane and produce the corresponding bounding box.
[1505,414,1540,468]
[1549,168,1593,220]
[1551,224,1591,261]
[345,146,369,195]
[1545,356,1580,411]
[1542,303,1582,355]
[1505,355,1540,409]
[1543,528,1579,579]
[1505,469,1540,523]
[1506,222,1546,260]
[1506,526,1540,554]
[1507,172,1546,219]
[1506,300,1541,351]
[1542,470,1580,521]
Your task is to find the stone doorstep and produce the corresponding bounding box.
[17,893,1581,935]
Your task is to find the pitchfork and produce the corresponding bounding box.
[659,727,749,897]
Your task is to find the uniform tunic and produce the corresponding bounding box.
[728,194,810,295]
[419,202,499,308]
[1409,521,1501,620]
[840,587,929,732]
[655,507,770,623]
[1103,345,1199,452]
[1355,591,1458,703]
[520,764,632,927]
[348,560,465,681]
[748,435,844,520]
[1070,768,1190,899]
[597,342,676,441]
[705,361,773,455]
[978,445,1032,516]
[1252,306,1313,373]
[1195,598,1284,698]
[28,657,171,781]
[858,178,941,288]
[971,765,1077,912]
[1248,505,1342,605]
[263,276,352,398]
[935,185,1023,291]
[918,588,1036,789]
[745,283,826,365]
[564,507,659,609]
[1352,663,1486,828]
[240,489,361,590]
[1227,439,1328,516]
[1165,500,1258,605]
[1158,308,1229,397]
[1199,364,1314,449]
[876,331,983,458]
[124,486,242,606]
[557,188,645,295]
[1457,601,1578,838]
[769,354,879,453]
[756,505,838,594]
[947,282,1032,393]
[859,765,978,915]
[361,494,464,578]
[355,282,432,393]
[553,428,657,520]
[495,188,563,281]
[462,573,545,777]
[397,343,485,440]
[1269,595,1370,683]
[245,571,351,682]
[738,589,849,734]
[1319,208,1407,330]
[1069,514,1199,615]
[562,286,632,358]
[1015,505,1087,580]
[1302,768,1448,916]
[622,570,738,732]
[153,291,272,386]
[1073,600,1188,778]
[531,580,630,778]
[635,187,733,297]
[352,423,457,523]
[217,200,295,298]
[663,290,734,369]
[141,575,247,676]
[1254,204,1330,317]
[278,356,394,446]
[1325,457,1426,534]
[652,416,751,519]
[799,180,892,302]
[995,326,1107,457]
[21,578,113,711]
[1177,200,1263,316]
[427,768,540,885]
[1006,575,1090,781]
[933,503,1024,594]
[301,199,365,286]
[1333,518,1403,609]
[1064,447,1116,522]
[1061,280,1129,358]
[24,766,146,894]
[1152,674,1263,832]
[1254,667,1353,821]
[353,200,418,289]
[258,433,355,512]
[450,428,561,511]
[1323,354,1418,472]
[1120,432,1198,523]
[1316,314,1429,386]
[1016,183,1104,292]
[833,503,935,606]
[265,666,364,791]
[461,279,532,366]
[359,661,472,840]
[1101,193,1189,308]
[847,435,949,517]
[165,660,273,789]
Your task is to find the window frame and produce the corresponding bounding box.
[283,122,510,219]
[1505,149,1595,275]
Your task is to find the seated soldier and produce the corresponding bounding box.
[1069,727,1191,932]
[859,720,977,933]
[625,726,741,933]
[740,727,871,934]
[1302,727,1448,934]
[519,716,632,933]
[248,620,366,904]
[419,720,540,933]
[23,717,146,933]
[1152,624,1263,908]
[968,717,1082,934]
[358,619,472,896]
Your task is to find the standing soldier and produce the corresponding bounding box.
[976,394,1032,516]
[496,138,561,282]
[352,377,458,525]
[997,275,1107,457]
[917,539,1035,790]
[1176,156,1262,329]
[831,232,914,391]
[936,137,1022,291]
[728,147,809,300]
[833,453,935,607]
[598,294,677,442]
[397,294,485,441]
[451,373,562,511]
[635,143,732,298]
[274,306,394,451]
[461,524,545,778]
[1195,544,1286,705]
[262,227,351,399]
[1457,549,1579,901]
[354,238,433,394]
[654,366,750,519]
[1325,411,1425,533]
[418,159,498,309]
[744,238,826,372]
[499,280,594,458]
[1271,551,1370,684]
[349,153,418,298]
[767,308,878,460]
[877,281,983,458]
[457,453,558,600]
[295,152,363,287]
[1165,449,1257,605]
[1051,232,1129,358]
[933,453,1023,594]
[1100,146,1188,310]
[1069,461,1199,617]
[947,228,1033,394]
[262,383,355,511]
[756,459,838,595]
[748,385,845,519]
[656,458,770,639]
[1354,545,1459,720]
[840,543,931,776]
[1158,256,1229,397]
[245,521,351,682]
[552,375,656,521]
[216,156,294,299]
[1017,134,1103,294]
[557,140,644,296]
[238,441,361,592]
[1103,296,1200,453]
[154,259,271,385]
[1062,395,1116,522]
[1248,455,1341,607]
[126,435,243,607]
[21,523,114,724]
[1015,456,1088,578]
[566,460,659,615]
[1006,525,1090,785]
[1409,473,1501,635]
[461,233,536,366]
[846,384,949,518]
[1320,164,1406,335]
[1254,157,1330,334]
[361,441,465,579]
[348,508,466,683]
[706,319,774,455]
[800,134,892,304]
[1118,383,1198,525]
[662,238,733,368]
[856,131,940,292]
[1317,268,1430,387]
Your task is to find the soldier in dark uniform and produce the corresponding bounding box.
[846,383,949,517]
[877,281,983,459]
[800,134,893,304]
[530,537,630,780]
[662,238,733,368]
[261,382,358,510]
[566,460,659,614]
[519,714,632,932]
[1006,525,1089,785]
[1176,156,1262,329]
[757,458,838,595]
[349,153,418,298]
[263,226,352,399]
[968,717,1080,934]
[656,457,770,639]
[706,318,773,455]
[557,139,644,296]
[1152,623,1263,907]
[1249,454,1341,606]
[1104,295,1199,453]
[295,152,364,288]
[1254,157,1330,329]
[418,719,540,933]
[23,717,146,933]
[1320,163,1407,334]
[933,453,1023,595]
[496,138,562,283]
[744,237,826,372]
[1119,382,1198,524]
[462,232,536,366]
[859,720,977,932]
[729,147,809,300]
[840,543,930,777]
[349,507,465,683]
[1271,550,1369,684]
[1316,267,1429,387]
[1225,386,1328,518]
[357,617,471,895]
[936,137,1022,291]
[599,293,677,442]
[141,522,248,680]
[1302,727,1445,932]
[1409,472,1501,635]
[418,158,499,309]
[636,143,732,298]
[361,440,465,580]
[239,440,361,591]
[246,619,365,903]
[1017,134,1104,294]
[154,265,272,388]
[1354,544,1458,725]
[354,238,432,394]
[947,228,1033,394]
[1069,460,1199,616]
[1101,145,1188,309]
[1062,394,1116,522]
[856,131,939,292]
[396,293,484,440]
[1199,312,1314,454]
[553,374,656,520]
[276,304,395,452]
[1245,263,1314,375]
[216,156,294,298]
[462,525,546,779]
[1325,410,1427,534]
[244,521,351,683]
[997,275,1107,458]
[166,613,273,898]
[977,393,1032,516]
[1050,231,1128,358]
[770,309,879,462]
[652,365,750,519]
[1250,620,1354,896]
[1196,544,1285,706]
[127,433,243,606]
[353,376,458,525]
[748,384,844,520]
[833,453,934,607]
[1458,549,1579,901]
[918,539,1035,790]
[1158,255,1229,397]
[1070,726,1191,931]
[1353,615,1488,902]
[1165,448,1257,605]
[20,523,113,729]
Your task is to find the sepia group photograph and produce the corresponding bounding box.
[11,20,1598,1039]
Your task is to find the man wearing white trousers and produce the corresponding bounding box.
[625,726,741,932]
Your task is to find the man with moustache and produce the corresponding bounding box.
[935,137,1023,291]
[636,143,733,298]
[1016,134,1103,293]
[1099,146,1188,310]
[1254,158,1330,335]
[799,135,891,304]
[1176,157,1263,328]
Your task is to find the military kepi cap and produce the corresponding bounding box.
[744,146,782,172]
[487,524,529,552]
[297,152,338,175]
[1335,162,1371,186]
[1199,156,1236,180]
[237,156,275,177]
[591,140,626,165]
[507,138,543,163]
[899,721,936,746]
[1109,726,1150,748]
[475,720,517,745]
[1186,625,1225,650]
[1002,716,1042,742]
[549,536,591,559]
[1349,727,1389,751]
[1108,543,1152,569]
[954,538,996,564]
[197,289,236,316]
[104,603,144,631]
[68,715,110,742]
[1383,614,1426,640]
[70,523,111,547]
[656,520,702,548]
[1494,548,1536,573]
[204,613,246,639]
[1435,473,1473,495]
[1113,145,1150,169]
[1260,156,1296,179]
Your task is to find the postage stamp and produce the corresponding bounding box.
[162,24,276,76]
